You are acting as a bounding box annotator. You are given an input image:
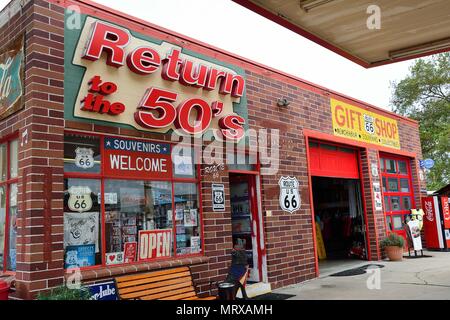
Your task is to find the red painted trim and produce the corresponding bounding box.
[54,0,419,126]
[304,135,319,277]
[357,150,372,261]
[232,0,450,69]
[377,151,390,235]
[303,129,417,158]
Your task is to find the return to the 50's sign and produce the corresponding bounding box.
[331,98,400,149]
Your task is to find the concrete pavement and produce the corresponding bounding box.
[273,250,450,300]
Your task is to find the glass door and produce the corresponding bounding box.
[230,174,261,282]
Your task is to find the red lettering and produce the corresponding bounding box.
[179,60,208,87]
[161,49,182,81]
[174,98,212,135]
[335,105,346,126]
[80,93,124,115]
[134,87,177,129]
[219,73,245,97]
[126,47,161,75]
[82,21,130,67]
[205,68,226,91]
[219,115,245,141]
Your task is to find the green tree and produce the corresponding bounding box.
[390,53,449,190]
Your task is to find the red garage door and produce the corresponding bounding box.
[309,140,360,179]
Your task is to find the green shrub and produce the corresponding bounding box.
[36,285,91,300]
[380,233,404,249]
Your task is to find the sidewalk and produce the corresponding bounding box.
[273,250,450,300]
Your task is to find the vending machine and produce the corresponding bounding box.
[421,196,450,250]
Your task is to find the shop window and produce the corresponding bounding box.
[320,144,337,151]
[0,138,19,272]
[64,134,101,174]
[398,161,408,175]
[7,184,18,271]
[309,141,318,148]
[0,144,6,181]
[104,180,174,261]
[388,178,398,192]
[63,133,203,270]
[9,140,18,179]
[392,215,403,230]
[0,186,5,268]
[382,177,387,192]
[386,159,396,173]
[172,146,197,179]
[402,197,412,210]
[390,197,401,211]
[63,178,102,268]
[175,183,201,255]
[380,159,384,172]
[384,196,389,211]
[400,179,410,192]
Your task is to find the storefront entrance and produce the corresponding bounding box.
[229,173,263,283]
[308,140,368,271]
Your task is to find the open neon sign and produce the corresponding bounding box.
[80,21,246,141]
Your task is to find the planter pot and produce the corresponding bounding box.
[385,246,403,261]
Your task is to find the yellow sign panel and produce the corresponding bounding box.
[331,98,400,149]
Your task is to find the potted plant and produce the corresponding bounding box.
[36,285,91,300]
[380,233,405,261]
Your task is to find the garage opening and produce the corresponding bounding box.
[309,141,368,273]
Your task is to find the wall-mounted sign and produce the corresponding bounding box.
[419,159,435,169]
[212,183,225,211]
[138,229,172,261]
[75,147,95,169]
[68,186,93,212]
[371,162,379,177]
[278,176,301,213]
[87,281,118,301]
[104,137,172,179]
[373,182,383,211]
[331,98,400,149]
[65,16,248,142]
[0,36,24,121]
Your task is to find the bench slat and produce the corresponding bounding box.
[115,267,189,283]
[140,286,196,300]
[159,291,198,300]
[119,276,192,294]
[117,271,191,289]
[121,280,194,299]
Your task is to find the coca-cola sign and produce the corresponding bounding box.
[424,199,434,222]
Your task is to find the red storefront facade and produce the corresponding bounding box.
[0,0,426,299]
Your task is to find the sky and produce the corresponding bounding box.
[0,0,417,110]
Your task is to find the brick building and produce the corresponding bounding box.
[0,0,426,300]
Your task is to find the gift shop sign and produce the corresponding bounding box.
[138,229,172,261]
[104,137,172,179]
[331,98,400,149]
[68,17,247,141]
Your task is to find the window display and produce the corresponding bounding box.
[62,133,202,269]
[104,180,173,262]
[0,186,5,268]
[174,183,201,255]
[63,178,101,267]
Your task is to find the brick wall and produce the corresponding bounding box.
[0,0,66,299]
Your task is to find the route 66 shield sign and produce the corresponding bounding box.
[75,147,95,169]
[68,186,93,213]
[279,176,301,213]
